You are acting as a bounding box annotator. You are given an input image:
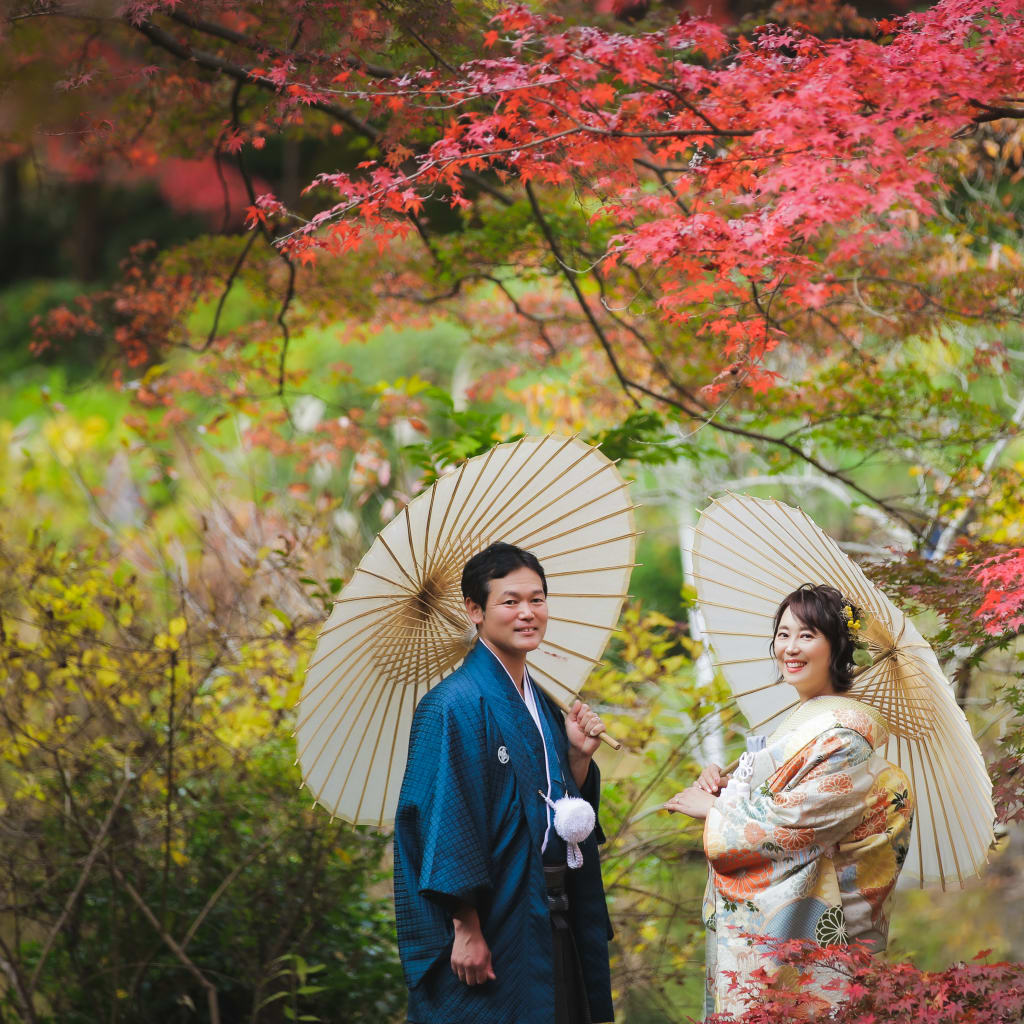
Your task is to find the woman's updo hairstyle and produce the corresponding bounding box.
[772,583,857,693]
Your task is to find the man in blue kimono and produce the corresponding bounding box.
[394,542,615,1023]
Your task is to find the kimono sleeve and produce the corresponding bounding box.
[705,727,875,867]
[396,693,493,912]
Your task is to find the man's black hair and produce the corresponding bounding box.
[461,542,547,609]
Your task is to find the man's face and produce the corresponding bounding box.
[465,566,548,659]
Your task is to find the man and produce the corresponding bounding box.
[393,542,615,1023]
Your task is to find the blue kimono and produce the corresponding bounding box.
[394,641,614,1023]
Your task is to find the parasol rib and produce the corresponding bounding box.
[539,638,603,665]
[924,711,994,869]
[423,459,470,578]
[377,532,420,590]
[428,447,495,575]
[545,564,639,577]
[451,435,532,545]
[484,452,618,543]
[690,548,794,595]
[309,601,400,656]
[514,495,638,550]
[744,498,865,597]
[548,614,624,632]
[404,504,421,581]
[912,734,949,889]
[695,597,775,618]
[472,435,587,541]
[687,569,789,606]
[536,532,642,564]
[304,605,418,695]
[527,661,622,751]
[748,697,799,733]
[299,612,461,736]
[352,564,422,599]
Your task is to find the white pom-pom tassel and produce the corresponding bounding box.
[539,791,597,868]
[553,796,595,869]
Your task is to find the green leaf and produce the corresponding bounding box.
[258,991,290,1008]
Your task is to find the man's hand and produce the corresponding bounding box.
[450,907,495,986]
[566,700,604,787]
[664,785,716,820]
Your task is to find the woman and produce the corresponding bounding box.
[666,584,915,1018]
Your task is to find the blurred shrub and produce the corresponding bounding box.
[0,524,404,1024]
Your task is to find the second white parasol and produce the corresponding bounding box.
[691,492,994,889]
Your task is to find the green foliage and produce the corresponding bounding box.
[589,411,700,467]
[583,603,737,1012]
[0,515,404,1024]
[402,385,523,480]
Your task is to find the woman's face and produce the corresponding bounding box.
[774,606,836,702]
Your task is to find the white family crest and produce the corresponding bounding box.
[497,745,510,764]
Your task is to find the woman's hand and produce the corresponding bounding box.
[664,785,716,820]
[696,762,725,795]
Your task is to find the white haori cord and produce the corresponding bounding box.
[479,640,596,867]
[524,675,595,868]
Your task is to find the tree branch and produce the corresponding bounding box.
[133,18,381,137]
[167,9,396,79]
[133,17,513,208]
[0,933,37,1024]
[968,98,1024,123]
[202,230,258,352]
[28,760,138,993]
[108,861,222,1024]
[525,182,641,409]
[179,830,281,951]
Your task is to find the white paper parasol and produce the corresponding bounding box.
[297,435,637,827]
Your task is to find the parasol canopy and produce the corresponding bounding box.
[297,434,637,827]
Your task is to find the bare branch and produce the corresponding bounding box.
[28,760,139,992]
[109,862,222,1024]
[167,9,396,79]
[0,934,37,1024]
[525,182,641,409]
[181,830,283,950]
[202,231,258,352]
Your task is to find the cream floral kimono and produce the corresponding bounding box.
[702,696,915,1017]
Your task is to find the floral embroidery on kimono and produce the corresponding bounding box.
[701,696,915,1018]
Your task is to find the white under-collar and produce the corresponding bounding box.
[478,637,554,851]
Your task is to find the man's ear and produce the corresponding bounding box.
[465,596,484,626]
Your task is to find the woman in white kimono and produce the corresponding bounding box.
[666,584,915,1018]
